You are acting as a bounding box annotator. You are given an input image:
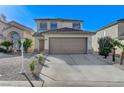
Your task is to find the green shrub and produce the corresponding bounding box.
[0,40,12,53]
[98,36,113,58]
[38,53,45,64]
[29,60,36,74]
[102,47,110,58]
[18,38,32,53]
[23,38,32,53]
[0,48,6,53]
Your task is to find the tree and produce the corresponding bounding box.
[18,38,32,53]
[0,40,12,53]
[118,43,124,65]
[22,38,32,53]
[110,39,121,62]
[98,36,113,58]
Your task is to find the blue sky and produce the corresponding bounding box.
[0,5,124,32]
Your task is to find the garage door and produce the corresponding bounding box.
[49,37,87,54]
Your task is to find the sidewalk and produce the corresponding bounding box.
[40,74,124,87]
[0,81,43,87]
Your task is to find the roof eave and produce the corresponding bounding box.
[95,22,118,32]
[9,21,34,32]
[34,18,83,22]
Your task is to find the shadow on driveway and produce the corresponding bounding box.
[47,54,109,66]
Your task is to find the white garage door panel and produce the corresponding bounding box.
[49,37,87,54]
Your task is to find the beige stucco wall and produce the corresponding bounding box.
[36,20,82,32]
[92,24,121,54]
[0,22,6,43]
[118,22,124,36]
[60,21,82,29]
[59,22,73,28]
[42,34,93,53]
[0,21,8,34]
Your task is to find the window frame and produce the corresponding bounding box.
[50,22,58,30]
[39,22,47,30]
[72,23,81,29]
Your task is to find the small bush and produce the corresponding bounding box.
[29,60,36,74]
[38,53,45,64]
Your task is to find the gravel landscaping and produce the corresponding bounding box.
[0,53,42,81]
[96,54,124,71]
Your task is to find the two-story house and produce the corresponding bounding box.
[33,18,95,54]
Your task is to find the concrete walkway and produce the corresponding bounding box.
[40,54,124,87]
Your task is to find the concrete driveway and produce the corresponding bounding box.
[40,54,124,87]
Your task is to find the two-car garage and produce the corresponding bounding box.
[34,29,94,54]
[49,37,87,54]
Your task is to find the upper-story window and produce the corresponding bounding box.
[50,22,57,30]
[72,23,81,29]
[39,22,47,30]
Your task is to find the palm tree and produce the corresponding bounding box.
[119,43,124,65]
[111,40,124,65]
[111,39,121,62]
[114,40,124,65]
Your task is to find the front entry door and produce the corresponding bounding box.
[39,39,44,52]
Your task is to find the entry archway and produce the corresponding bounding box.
[8,31,21,50]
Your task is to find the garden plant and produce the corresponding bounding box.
[0,40,12,53]
[29,60,36,74]
[98,36,113,58]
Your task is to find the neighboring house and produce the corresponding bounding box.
[92,19,124,54]
[33,18,95,54]
[0,14,34,52]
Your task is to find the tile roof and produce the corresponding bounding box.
[33,27,95,36]
[45,27,83,32]
[117,18,124,22]
[32,32,43,37]
[0,20,34,33]
[8,21,34,32]
[96,18,124,32]
[34,18,83,22]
